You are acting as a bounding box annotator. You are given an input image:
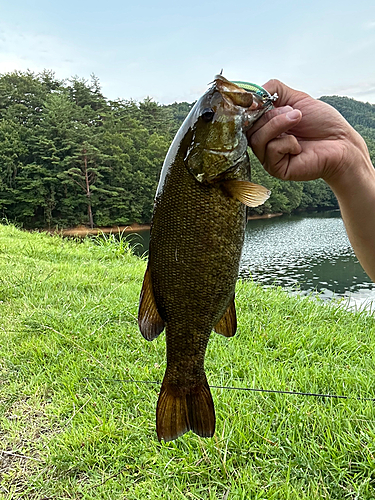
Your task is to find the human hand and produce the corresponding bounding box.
[247,80,369,185]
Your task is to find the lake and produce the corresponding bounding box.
[129,211,375,310]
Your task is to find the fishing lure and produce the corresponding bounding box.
[231,81,278,105]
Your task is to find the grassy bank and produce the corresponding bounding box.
[1,224,375,499]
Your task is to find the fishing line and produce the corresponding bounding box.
[83,378,375,403]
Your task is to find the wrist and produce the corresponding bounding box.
[325,131,374,199]
[324,133,375,283]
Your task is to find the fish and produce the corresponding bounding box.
[138,75,274,442]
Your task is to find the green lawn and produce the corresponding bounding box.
[1,223,375,499]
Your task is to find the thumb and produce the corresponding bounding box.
[262,79,310,108]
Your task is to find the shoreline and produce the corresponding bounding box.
[52,222,151,237]
[247,212,283,221]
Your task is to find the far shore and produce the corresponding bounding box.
[247,212,283,221]
[52,213,283,238]
[52,222,151,238]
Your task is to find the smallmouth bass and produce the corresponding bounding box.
[138,75,274,441]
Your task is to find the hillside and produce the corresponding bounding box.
[320,95,375,130]
[0,71,373,229]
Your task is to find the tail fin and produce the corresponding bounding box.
[156,376,215,442]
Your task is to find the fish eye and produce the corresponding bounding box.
[201,108,215,122]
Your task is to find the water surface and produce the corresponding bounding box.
[240,211,375,309]
[131,211,375,309]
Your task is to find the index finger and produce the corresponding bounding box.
[247,106,293,137]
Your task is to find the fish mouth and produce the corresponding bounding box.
[243,100,274,131]
[214,74,276,128]
[243,90,275,130]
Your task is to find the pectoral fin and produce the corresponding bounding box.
[214,297,237,337]
[222,180,270,207]
[138,266,165,341]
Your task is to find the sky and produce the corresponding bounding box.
[0,0,374,105]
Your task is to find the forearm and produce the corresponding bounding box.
[326,136,375,281]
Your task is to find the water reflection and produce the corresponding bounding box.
[240,211,375,308]
[128,230,150,258]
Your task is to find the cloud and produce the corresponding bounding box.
[0,23,93,78]
[364,21,375,29]
[336,83,375,97]
[318,81,375,103]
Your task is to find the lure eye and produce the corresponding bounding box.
[201,108,215,122]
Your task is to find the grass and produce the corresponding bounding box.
[1,223,375,499]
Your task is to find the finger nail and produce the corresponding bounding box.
[280,106,293,112]
[286,109,301,120]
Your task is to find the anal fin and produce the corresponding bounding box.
[214,297,237,337]
[138,266,165,341]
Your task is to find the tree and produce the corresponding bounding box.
[0,70,372,229]
[59,141,114,228]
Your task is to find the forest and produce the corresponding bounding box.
[0,70,374,229]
